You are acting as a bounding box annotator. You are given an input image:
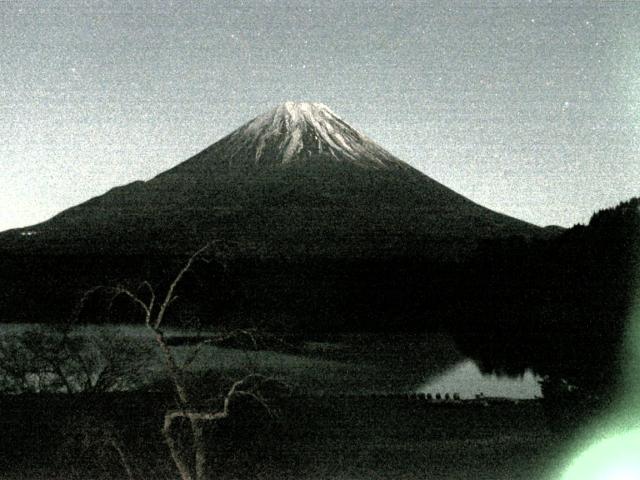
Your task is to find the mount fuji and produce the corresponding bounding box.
[0,102,546,325]
[2,102,541,259]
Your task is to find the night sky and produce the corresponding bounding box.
[2,0,639,231]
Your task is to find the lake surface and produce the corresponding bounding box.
[419,359,542,399]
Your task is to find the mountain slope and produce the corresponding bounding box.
[1,102,542,260]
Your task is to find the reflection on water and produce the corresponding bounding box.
[0,325,543,397]
[419,359,541,399]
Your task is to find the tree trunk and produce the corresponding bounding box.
[163,413,195,480]
[192,418,208,480]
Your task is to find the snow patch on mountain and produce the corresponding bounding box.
[225,101,411,170]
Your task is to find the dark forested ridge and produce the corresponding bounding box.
[450,197,640,411]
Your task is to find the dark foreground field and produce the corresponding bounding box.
[0,393,565,480]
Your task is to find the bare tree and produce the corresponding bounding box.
[0,326,154,394]
[88,243,283,480]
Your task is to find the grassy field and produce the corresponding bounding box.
[0,393,565,480]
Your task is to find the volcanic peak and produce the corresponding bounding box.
[223,101,411,170]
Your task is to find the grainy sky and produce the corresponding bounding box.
[1,0,639,231]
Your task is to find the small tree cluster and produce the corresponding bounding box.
[0,325,154,394]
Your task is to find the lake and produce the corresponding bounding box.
[419,359,541,399]
[0,324,542,398]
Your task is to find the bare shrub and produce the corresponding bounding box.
[0,325,155,394]
[82,243,289,480]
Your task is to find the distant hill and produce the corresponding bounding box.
[0,102,548,326]
[451,197,640,403]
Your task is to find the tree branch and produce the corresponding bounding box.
[155,243,212,330]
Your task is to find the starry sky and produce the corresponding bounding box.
[1,0,639,231]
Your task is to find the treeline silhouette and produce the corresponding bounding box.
[0,250,455,332]
[450,197,640,413]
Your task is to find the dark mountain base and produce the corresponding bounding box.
[0,252,462,333]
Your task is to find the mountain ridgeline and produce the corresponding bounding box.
[1,102,539,258]
[0,102,545,326]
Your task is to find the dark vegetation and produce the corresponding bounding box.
[1,199,637,396]
[450,197,640,427]
[0,252,460,331]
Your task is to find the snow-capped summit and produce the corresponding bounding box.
[4,101,544,262]
[184,101,413,171]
